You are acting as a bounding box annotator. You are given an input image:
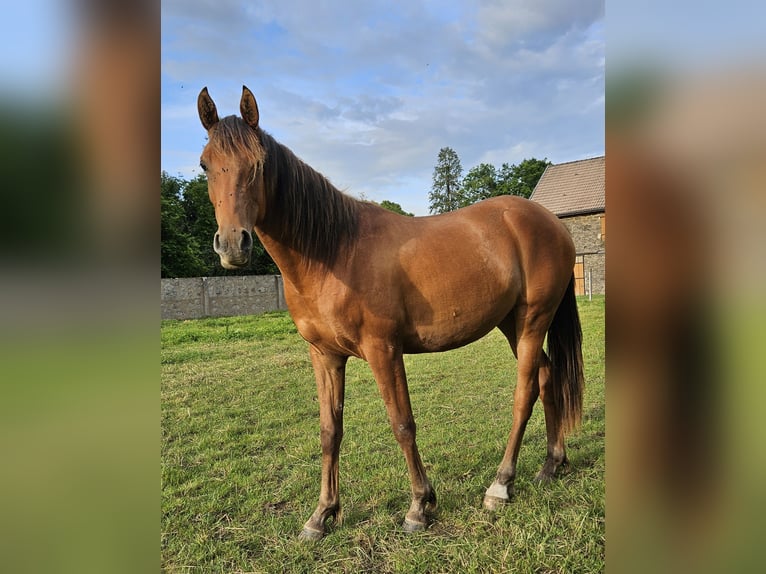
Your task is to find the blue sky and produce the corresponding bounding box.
[162,0,605,215]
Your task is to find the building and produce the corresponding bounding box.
[530,156,605,295]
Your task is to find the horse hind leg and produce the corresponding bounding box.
[535,350,569,482]
[536,277,584,481]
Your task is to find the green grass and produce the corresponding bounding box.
[162,297,604,573]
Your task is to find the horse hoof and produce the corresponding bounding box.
[483,481,511,510]
[298,526,325,541]
[402,517,428,533]
[483,495,510,511]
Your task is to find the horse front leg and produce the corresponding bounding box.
[367,346,436,532]
[300,346,347,540]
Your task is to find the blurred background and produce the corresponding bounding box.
[0,1,157,573]
[0,1,763,572]
[607,1,766,572]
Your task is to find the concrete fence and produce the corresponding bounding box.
[161,275,287,320]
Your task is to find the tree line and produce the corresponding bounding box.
[429,147,550,214]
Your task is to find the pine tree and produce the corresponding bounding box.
[429,147,463,214]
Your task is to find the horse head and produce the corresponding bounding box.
[197,86,265,269]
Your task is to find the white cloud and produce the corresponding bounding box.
[476,0,604,50]
[162,0,604,215]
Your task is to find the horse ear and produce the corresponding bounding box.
[198,87,219,131]
[240,85,260,129]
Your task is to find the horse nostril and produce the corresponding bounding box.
[240,229,253,252]
[213,232,221,252]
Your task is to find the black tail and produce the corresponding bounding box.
[546,276,585,434]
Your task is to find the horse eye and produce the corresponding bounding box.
[199,161,207,172]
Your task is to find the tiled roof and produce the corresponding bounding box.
[530,156,604,217]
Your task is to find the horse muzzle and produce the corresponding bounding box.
[214,228,253,269]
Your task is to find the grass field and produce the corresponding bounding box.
[161,296,604,573]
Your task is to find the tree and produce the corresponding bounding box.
[429,147,463,214]
[496,158,551,199]
[379,200,414,217]
[161,172,205,278]
[461,163,497,205]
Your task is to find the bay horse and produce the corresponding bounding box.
[197,86,584,540]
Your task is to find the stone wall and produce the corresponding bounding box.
[161,275,287,320]
[560,212,606,295]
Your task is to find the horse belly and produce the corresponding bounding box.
[403,322,497,354]
[401,284,517,353]
[399,243,520,353]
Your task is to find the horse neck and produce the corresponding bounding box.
[254,134,360,288]
[252,226,311,291]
